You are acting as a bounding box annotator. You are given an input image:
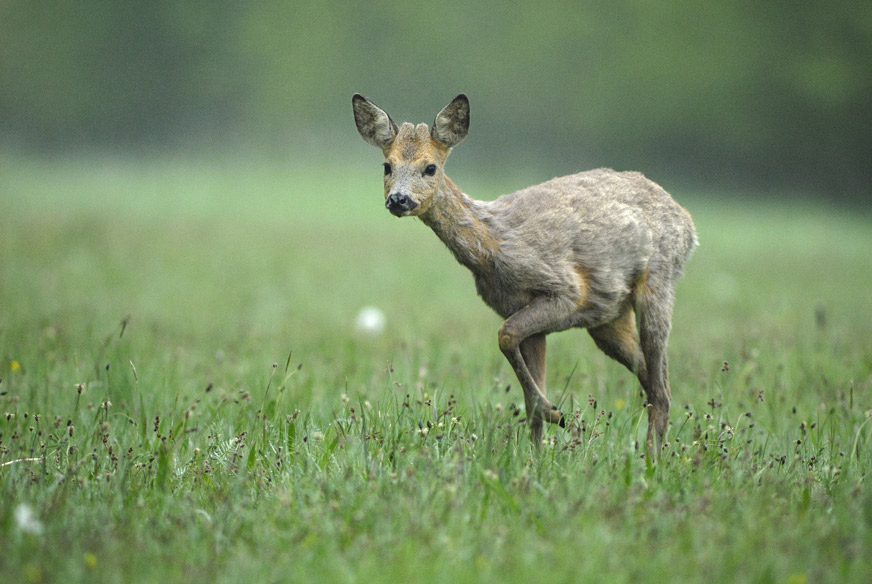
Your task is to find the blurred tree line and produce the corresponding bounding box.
[2,1,870,200]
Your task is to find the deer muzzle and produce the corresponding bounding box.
[385,193,418,217]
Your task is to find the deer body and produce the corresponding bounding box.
[353,94,697,454]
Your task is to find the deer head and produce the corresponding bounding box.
[353,94,469,217]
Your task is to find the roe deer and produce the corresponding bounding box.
[352,94,697,455]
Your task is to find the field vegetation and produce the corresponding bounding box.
[1,156,871,583]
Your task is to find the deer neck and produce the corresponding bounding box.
[420,177,500,271]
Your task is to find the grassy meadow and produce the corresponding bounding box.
[1,154,871,583]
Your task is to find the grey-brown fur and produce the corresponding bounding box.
[352,93,697,455]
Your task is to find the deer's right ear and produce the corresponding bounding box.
[353,94,398,150]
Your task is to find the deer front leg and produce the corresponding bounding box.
[498,299,571,442]
[519,333,565,442]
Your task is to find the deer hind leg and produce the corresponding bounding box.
[588,303,649,388]
[637,284,676,458]
[498,299,572,442]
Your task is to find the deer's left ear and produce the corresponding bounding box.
[431,94,469,148]
[353,94,398,150]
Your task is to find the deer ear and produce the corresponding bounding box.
[431,94,469,148]
[353,94,398,150]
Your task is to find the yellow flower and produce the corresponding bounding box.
[615,398,626,410]
[83,553,98,569]
[23,564,42,583]
[10,360,21,372]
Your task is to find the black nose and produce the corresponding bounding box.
[385,193,418,216]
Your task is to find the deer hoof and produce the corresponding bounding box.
[539,404,565,427]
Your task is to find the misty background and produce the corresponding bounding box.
[2,1,870,202]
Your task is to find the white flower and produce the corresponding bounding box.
[14,503,44,536]
[355,307,386,335]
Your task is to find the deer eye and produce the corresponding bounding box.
[383,162,392,176]
[423,164,437,176]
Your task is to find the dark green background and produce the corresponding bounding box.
[2,1,869,200]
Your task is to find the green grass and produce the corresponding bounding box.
[1,154,871,583]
